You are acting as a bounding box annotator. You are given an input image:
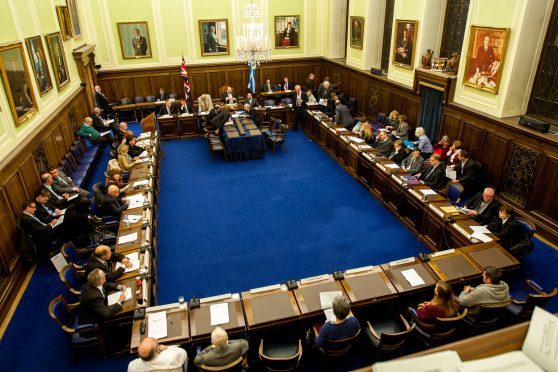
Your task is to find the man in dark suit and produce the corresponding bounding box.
[209,108,231,134]
[194,327,249,369]
[374,130,394,157]
[261,78,273,93]
[401,148,425,174]
[94,85,111,118]
[79,269,126,325]
[35,190,63,223]
[417,154,445,189]
[487,206,524,251]
[101,185,128,219]
[304,73,315,92]
[91,107,109,132]
[19,200,59,255]
[317,80,334,101]
[334,100,355,129]
[292,85,308,131]
[177,98,192,115]
[86,245,132,282]
[155,88,168,102]
[49,167,89,198]
[464,187,499,225]
[242,103,260,126]
[452,150,484,196]
[282,77,294,91]
[388,141,409,164]
[41,173,71,208]
[157,99,175,117]
[244,92,259,108]
[220,86,237,104]
[132,28,148,56]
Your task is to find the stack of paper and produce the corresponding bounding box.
[419,189,438,196]
[210,303,230,326]
[107,287,132,306]
[116,252,140,272]
[470,231,493,242]
[319,291,342,309]
[147,311,168,339]
[118,232,138,245]
[401,268,425,286]
[126,215,142,224]
[133,180,149,187]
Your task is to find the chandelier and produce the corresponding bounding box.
[235,2,272,66]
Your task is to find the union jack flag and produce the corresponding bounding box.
[181,56,191,100]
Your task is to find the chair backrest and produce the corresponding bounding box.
[61,242,80,266]
[471,301,510,328]
[60,159,73,176]
[92,182,107,207]
[120,97,132,105]
[447,183,464,204]
[59,264,82,295]
[169,93,178,100]
[321,329,360,357]
[146,95,156,102]
[264,99,275,107]
[348,97,356,111]
[377,112,386,125]
[134,96,145,104]
[258,339,302,372]
[199,356,244,371]
[49,295,75,334]
[70,145,82,161]
[517,288,558,319]
[281,98,293,105]
[515,218,536,239]
[377,316,415,352]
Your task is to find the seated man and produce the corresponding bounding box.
[388,139,409,164]
[177,98,192,115]
[451,150,484,196]
[416,154,445,189]
[155,87,168,102]
[114,121,128,143]
[243,103,260,125]
[78,117,114,145]
[373,130,394,157]
[128,337,188,372]
[315,295,360,349]
[91,107,110,132]
[486,205,525,252]
[463,187,499,225]
[158,99,175,117]
[334,100,354,129]
[49,167,90,198]
[79,269,126,325]
[194,327,249,368]
[401,148,424,175]
[41,173,72,208]
[101,185,129,220]
[282,76,294,91]
[220,86,237,104]
[458,265,510,314]
[86,245,132,282]
[244,92,259,108]
[34,190,62,223]
[19,200,59,257]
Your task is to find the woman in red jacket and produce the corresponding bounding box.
[416,281,460,321]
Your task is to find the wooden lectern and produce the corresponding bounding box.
[141,112,156,133]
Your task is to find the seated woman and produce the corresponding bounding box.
[315,295,360,349]
[351,117,366,135]
[415,281,460,322]
[306,89,317,103]
[486,206,525,252]
[413,127,433,159]
[106,170,129,194]
[117,144,140,172]
[446,140,462,168]
[385,110,399,130]
[390,114,410,140]
[433,135,451,163]
[124,134,145,158]
[388,140,409,164]
[360,121,375,144]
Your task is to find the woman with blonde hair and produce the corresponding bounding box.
[360,120,374,144]
[117,144,140,171]
[416,281,460,321]
[385,110,400,130]
[197,94,214,113]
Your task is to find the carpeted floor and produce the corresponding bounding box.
[0,126,557,371]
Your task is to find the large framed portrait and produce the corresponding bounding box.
[66,0,82,40]
[45,32,70,91]
[274,16,300,49]
[117,22,152,59]
[462,26,510,94]
[392,20,418,69]
[199,19,230,56]
[56,6,73,40]
[0,42,38,126]
[25,36,53,96]
[350,16,364,50]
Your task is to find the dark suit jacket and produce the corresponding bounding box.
[194,339,249,368]
[261,83,273,93]
[52,172,76,195]
[465,193,499,225]
[304,78,315,91]
[35,200,58,223]
[220,91,237,103]
[41,185,68,208]
[155,92,168,102]
[419,164,445,189]
[375,139,394,157]
[487,218,524,250]
[101,195,127,219]
[210,110,231,130]
[177,103,192,114]
[335,104,354,128]
[388,148,409,164]
[292,91,308,110]
[281,82,295,91]
[86,252,126,282]
[455,159,484,195]
[91,114,107,132]
[128,143,144,158]
[318,86,334,100]
[244,97,259,108]
[63,204,93,246]
[79,282,122,325]
[94,91,111,117]
[20,213,53,239]
[158,105,175,117]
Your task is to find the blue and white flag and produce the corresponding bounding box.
[248,64,256,93]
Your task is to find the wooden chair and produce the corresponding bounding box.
[60,242,88,268]
[258,339,302,371]
[313,327,361,358]
[198,356,244,371]
[204,134,227,161]
[408,307,468,348]
[59,263,84,296]
[446,182,464,204]
[267,124,288,153]
[463,301,511,336]
[365,314,415,361]
[506,279,557,322]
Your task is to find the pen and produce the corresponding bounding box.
[167,316,173,325]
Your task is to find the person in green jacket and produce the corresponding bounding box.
[78,117,114,145]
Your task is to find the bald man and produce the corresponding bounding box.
[101,185,128,219]
[86,244,131,282]
[463,187,499,225]
[194,327,249,368]
[128,337,187,372]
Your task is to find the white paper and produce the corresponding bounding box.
[139,151,149,158]
[127,194,145,204]
[522,307,558,372]
[470,231,493,243]
[106,119,115,124]
[324,308,336,322]
[180,113,194,117]
[319,291,342,310]
[128,201,144,209]
[118,232,138,245]
[385,164,400,169]
[459,351,543,372]
[126,215,142,223]
[107,287,132,306]
[373,350,462,372]
[459,207,473,215]
[100,130,111,137]
[210,303,230,326]
[67,193,79,201]
[401,268,425,287]
[50,252,67,272]
[419,189,438,196]
[133,180,149,187]
[59,208,66,214]
[446,168,457,180]
[471,225,491,234]
[147,311,168,339]
[348,136,365,143]
[52,215,64,228]
[115,252,140,273]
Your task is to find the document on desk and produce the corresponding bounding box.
[470,231,493,242]
[133,179,149,187]
[67,193,79,201]
[126,215,142,224]
[373,350,462,372]
[52,215,64,228]
[127,194,145,204]
[401,268,425,287]
[128,201,144,209]
[470,225,491,234]
[459,351,543,372]
[324,308,336,322]
[148,311,168,339]
[446,168,457,180]
[520,306,558,372]
[107,287,132,306]
[138,151,149,158]
[419,189,438,196]
[385,164,400,169]
[348,136,364,143]
[441,206,459,214]
[116,252,140,273]
[118,232,138,245]
[210,303,230,326]
[319,291,342,310]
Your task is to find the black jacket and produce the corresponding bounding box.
[292,91,308,110]
[35,200,58,223]
[79,282,122,325]
[94,91,111,117]
[388,148,409,164]
[101,195,127,219]
[177,103,192,114]
[455,159,484,195]
[487,218,525,250]
[86,252,126,282]
[465,193,500,225]
[158,105,175,117]
[419,164,445,190]
[91,114,107,132]
[63,204,93,246]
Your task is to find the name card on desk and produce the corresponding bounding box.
[345,265,376,275]
[179,113,194,117]
[200,293,232,304]
[250,283,281,294]
[388,257,415,267]
[431,249,455,257]
[300,274,330,285]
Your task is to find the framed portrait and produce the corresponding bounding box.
[392,20,418,69]
[117,22,152,59]
[199,19,230,56]
[56,6,73,40]
[25,36,53,96]
[45,32,70,91]
[0,42,38,126]
[350,16,364,49]
[66,0,82,40]
[462,26,510,94]
[274,16,300,49]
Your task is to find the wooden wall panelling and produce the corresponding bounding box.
[170,75,185,98]
[225,68,247,97]
[54,126,67,161]
[112,78,135,102]
[132,77,153,98]
[405,98,419,127]
[189,72,208,101]
[3,172,27,221]
[355,79,368,116]
[480,132,511,188]
[0,190,17,271]
[379,88,391,116]
[262,66,282,86]
[19,155,41,199]
[207,71,227,98]
[440,112,462,142]
[528,154,558,221]
[99,79,116,103]
[460,122,484,159]
[150,75,173,95]
[43,133,60,168]
[60,117,75,148]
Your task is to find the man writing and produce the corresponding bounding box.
[79,269,127,325]
[462,187,499,225]
[158,99,175,117]
[86,245,133,282]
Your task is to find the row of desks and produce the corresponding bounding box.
[304,111,500,252]
[129,242,519,351]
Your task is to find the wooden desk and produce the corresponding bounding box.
[120,207,146,230]
[128,163,150,180]
[460,242,521,272]
[189,294,246,342]
[130,307,189,352]
[241,287,300,330]
[381,258,439,295]
[340,266,398,307]
[426,250,482,285]
[293,275,348,318]
[113,276,142,315]
[448,218,499,248]
[157,116,179,139]
[115,225,146,254]
[178,114,198,137]
[111,249,142,281]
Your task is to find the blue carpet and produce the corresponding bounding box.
[1,127,557,371]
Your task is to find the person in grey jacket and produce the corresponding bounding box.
[334,100,355,129]
[194,327,248,368]
[458,265,510,314]
[401,148,425,175]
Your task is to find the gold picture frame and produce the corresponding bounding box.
[199,19,230,56]
[274,15,300,49]
[56,6,73,40]
[66,0,82,40]
[350,16,364,50]
[45,32,70,91]
[462,26,510,94]
[25,36,53,96]
[117,21,152,59]
[0,42,38,126]
[392,19,418,69]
